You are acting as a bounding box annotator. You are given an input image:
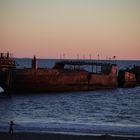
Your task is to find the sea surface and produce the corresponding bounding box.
[0,59,140,136]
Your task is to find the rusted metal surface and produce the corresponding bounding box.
[0,54,119,93]
[118,69,137,88]
[11,65,118,93]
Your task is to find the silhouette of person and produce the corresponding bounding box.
[9,121,14,134]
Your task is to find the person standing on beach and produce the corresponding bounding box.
[9,121,14,134]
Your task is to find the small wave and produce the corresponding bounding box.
[0,86,4,93]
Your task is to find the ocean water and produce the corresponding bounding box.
[0,59,140,136]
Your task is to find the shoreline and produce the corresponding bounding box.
[0,132,140,140]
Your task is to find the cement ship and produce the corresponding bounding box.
[117,66,140,88]
[0,52,139,93]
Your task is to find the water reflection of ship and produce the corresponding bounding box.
[0,52,140,93]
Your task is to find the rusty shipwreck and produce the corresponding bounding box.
[0,53,118,93]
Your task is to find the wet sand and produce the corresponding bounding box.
[0,132,140,140]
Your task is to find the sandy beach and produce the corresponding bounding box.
[0,132,140,140]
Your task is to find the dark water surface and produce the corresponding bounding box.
[0,59,140,136]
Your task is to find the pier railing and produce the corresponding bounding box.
[54,60,116,74]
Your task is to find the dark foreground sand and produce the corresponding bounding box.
[0,132,140,140]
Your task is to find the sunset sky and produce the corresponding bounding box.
[0,0,140,60]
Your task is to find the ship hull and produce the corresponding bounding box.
[10,66,117,93]
[118,70,137,88]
